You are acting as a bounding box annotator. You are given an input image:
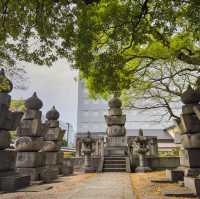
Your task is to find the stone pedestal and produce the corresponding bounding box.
[0,69,30,191]
[41,106,66,181]
[16,93,46,181]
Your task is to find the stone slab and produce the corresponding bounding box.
[0,150,16,171]
[41,167,58,183]
[0,175,30,192]
[41,141,59,152]
[104,146,127,156]
[0,130,10,149]
[15,136,44,152]
[16,167,44,181]
[105,115,126,125]
[184,176,200,196]
[107,126,126,137]
[166,169,184,182]
[151,178,173,183]
[22,110,42,120]
[162,189,196,197]
[16,152,45,168]
[45,152,59,165]
[180,149,200,167]
[180,114,200,134]
[45,127,65,141]
[181,133,200,148]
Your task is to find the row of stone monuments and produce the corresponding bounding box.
[0,69,72,192]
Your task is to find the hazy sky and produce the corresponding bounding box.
[11,59,79,131]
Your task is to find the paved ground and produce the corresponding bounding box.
[61,172,134,199]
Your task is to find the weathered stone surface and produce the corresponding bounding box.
[180,114,200,134]
[108,108,122,116]
[44,128,65,141]
[57,151,64,164]
[105,115,126,125]
[184,176,200,196]
[166,169,184,182]
[16,167,44,181]
[16,119,43,137]
[15,137,44,152]
[194,105,200,120]
[0,93,11,107]
[0,175,30,192]
[44,152,58,165]
[41,167,58,183]
[180,149,200,167]
[41,141,59,152]
[181,133,200,148]
[0,105,8,127]
[62,165,74,176]
[0,130,10,149]
[22,109,42,120]
[47,120,59,128]
[184,168,200,177]
[0,150,16,171]
[16,152,45,168]
[107,125,126,137]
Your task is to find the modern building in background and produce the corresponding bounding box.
[77,80,178,150]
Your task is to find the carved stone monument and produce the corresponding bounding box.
[104,95,127,156]
[0,69,30,192]
[41,106,65,182]
[16,92,47,181]
[134,129,152,172]
[82,132,96,173]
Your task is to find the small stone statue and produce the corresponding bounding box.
[82,132,95,173]
[135,129,152,172]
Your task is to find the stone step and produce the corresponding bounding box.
[104,160,126,164]
[103,168,126,172]
[104,157,126,161]
[104,164,126,169]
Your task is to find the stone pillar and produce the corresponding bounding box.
[0,69,30,192]
[41,106,66,181]
[104,95,127,156]
[16,92,47,181]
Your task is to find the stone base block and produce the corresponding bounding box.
[135,166,152,173]
[0,130,10,150]
[44,128,65,141]
[47,120,59,128]
[42,141,59,152]
[184,176,200,196]
[166,169,184,182]
[0,175,30,192]
[41,167,58,183]
[16,167,44,181]
[15,137,44,152]
[0,150,16,171]
[16,152,45,168]
[180,149,200,167]
[82,166,96,173]
[62,166,74,176]
[45,152,59,165]
[104,146,127,156]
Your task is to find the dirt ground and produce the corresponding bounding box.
[131,171,198,199]
[0,172,96,199]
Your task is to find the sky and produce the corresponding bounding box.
[11,59,79,131]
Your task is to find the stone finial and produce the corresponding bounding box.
[108,96,122,108]
[181,85,200,104]
[25,92,43,110]
[46,106,60,120]
[0,68,13,93]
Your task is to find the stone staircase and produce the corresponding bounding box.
[103,156,126,172]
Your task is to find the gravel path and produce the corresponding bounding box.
[61,172,135,199]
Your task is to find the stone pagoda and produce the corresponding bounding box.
[16,92,47,181]
[103,95,129,172]
[0,69,30,192]
[41,106,65,180]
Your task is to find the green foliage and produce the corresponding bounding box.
[10,99,25,112]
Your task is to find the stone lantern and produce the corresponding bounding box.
[135,129,152,172]
[82,132,95,173]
